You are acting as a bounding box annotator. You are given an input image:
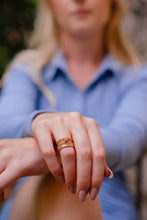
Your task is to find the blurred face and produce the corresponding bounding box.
[49,0,113,38]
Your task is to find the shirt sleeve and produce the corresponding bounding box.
[100,70,147,171]
[0,66,52,138]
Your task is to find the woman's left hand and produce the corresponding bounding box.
[32,112,113,201]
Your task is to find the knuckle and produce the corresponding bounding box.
[37,119,46,127]
[0,148,13,161]
[79,147,91,159]
[34,119,47,132]
[43,149,55,159]
[86,118,97,126]
[51,164,61,175]
[66,175,75,185]
[95,149,106,161]
[61,148,75,160]
[78,179,90,189]
[54,115,64,125]
[92,177,103,186]
[92,119,98,128]
[70,112,81,120]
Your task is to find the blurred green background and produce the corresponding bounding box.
[0,0,36,78]
[0,0,147,79]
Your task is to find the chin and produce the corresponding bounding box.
[70,23,99,38]
[72,28,97,39]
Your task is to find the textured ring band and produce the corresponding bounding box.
[56,137,75,152]
[57,137,73,145]
[57,143,75,151]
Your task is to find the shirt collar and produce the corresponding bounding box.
[96,54,124,76]
[43,50,125,82]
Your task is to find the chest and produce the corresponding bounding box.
[38,73,120,127]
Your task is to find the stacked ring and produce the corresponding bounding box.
[56,137,75,151]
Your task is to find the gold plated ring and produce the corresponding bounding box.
[56,137,75,152]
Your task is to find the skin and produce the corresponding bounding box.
[32,0,113,201]
[50,0,112,38]
[51,0,113,89]
[0,138,48,203]
[10,175,103,220]
[0,138,112,202]
[0,138,48,190]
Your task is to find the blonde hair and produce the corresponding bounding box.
[1,0,139,107]
[28,0,139,65]
[105,0,139,65]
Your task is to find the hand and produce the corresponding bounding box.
[32,112,112,201]
[0,138,49,192]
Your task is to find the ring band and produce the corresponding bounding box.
[56,137,75,152]
[57,137,73,145]
[57,143,75,151]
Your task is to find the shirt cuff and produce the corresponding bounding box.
[25,110,56,137]
[100,128,122,170]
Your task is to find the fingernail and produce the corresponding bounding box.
[69,185,76,194]
[58,175,65,183]
[90,187,98,200]
[105,167,113,178]
[79,190,87,201]
[108,168,113,178]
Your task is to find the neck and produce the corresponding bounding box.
[59,31,105,66]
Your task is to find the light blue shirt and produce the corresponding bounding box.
[0,52,147,219]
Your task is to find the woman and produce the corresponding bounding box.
[0,0,147,219]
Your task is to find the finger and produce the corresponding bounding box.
[58,147,76,193]
[84,118,106,201]
[0,167,19,190]
[34,123,64,183]
[104,166,113,178]
[69,114,92,201]
[52,118,76,193]
[0,167,6,175]
[0,190,4,202]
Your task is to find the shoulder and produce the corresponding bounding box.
[8,49,41,73]
[1,49,42,86]
[115,61,147,92]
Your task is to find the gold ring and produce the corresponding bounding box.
[56,137,75,152]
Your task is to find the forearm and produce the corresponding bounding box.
[100,73,147,171]
[0,115,31,138]
[0,110,50,138]
[0,66,41,138]
[100,124,146,171]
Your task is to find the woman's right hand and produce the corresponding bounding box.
[32,112,113,201]
[0,138,49,194]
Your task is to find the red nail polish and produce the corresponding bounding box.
[104,166,113,178]
[107,167,113,178]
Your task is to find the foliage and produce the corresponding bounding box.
[1,0,147,79]
[0,0,36,78]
